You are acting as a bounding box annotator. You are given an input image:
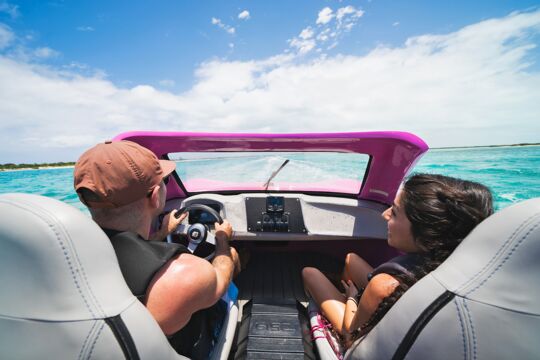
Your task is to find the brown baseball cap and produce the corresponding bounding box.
[74,140,175,208]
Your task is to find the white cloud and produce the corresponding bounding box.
[317,7,334,25]
[290,5,364,55]
[336,6,363,21]
[63,62,89,70]
[0,1,19,18]
[327,41,338,50]
[0,10,540,162]
[393,22,400,27]
[317,28,331,41]
[33,47,60,59]
[0,27,61,62]
[159,79,175,87]
[238,10,250,20]
[289,27,316,54]
[211,17,235,35]
[76,26,95,32]
[299,27,314,40]
[335,5,364,31]
[0,23,14,49]
[288,37,316,54]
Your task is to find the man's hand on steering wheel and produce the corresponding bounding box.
[214,220,233,242]
[163,209,188,235]
[151,209,188,241]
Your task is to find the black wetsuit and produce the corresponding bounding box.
[367,253,423,283]
[102,229,189,300]
[102,229,224,359]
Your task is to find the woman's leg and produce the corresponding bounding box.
[342,253,373,289]
[302,267,347,333]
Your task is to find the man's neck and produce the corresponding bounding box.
[88,200,157,241]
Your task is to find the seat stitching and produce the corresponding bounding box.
[78,320,98,360]
[454,299,468,360]
[465,220,540,296]
[55,218,106,317]
[45,215,97,317]
[0,199,95,317]
[87,322,105,360]
[463,300,477,360]
[458,212,539,292]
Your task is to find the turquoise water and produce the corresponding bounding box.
[0,146,538,213]
[414,146,539,210]
[0,167,85,211]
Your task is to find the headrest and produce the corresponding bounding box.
[0,193,135,321]
[433,197,540,314]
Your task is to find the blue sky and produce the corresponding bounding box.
[1,0,540,162]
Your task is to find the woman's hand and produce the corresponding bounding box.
[342,279,359,299]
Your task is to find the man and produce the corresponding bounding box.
[74,140,239,357]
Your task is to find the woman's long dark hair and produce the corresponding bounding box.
[353,174,493,338]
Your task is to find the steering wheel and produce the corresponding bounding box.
[167,204,223,260]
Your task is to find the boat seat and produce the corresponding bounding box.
[0,193,188,359]
[345,197,540,359]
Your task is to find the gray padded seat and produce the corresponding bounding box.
[0,193,188,359]
[346,197,540,359]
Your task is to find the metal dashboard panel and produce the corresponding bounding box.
[245,197,306,233]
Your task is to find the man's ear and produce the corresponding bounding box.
[148,185,161,209]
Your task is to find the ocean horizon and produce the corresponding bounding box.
[0,145,538,214]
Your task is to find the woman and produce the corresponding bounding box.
[302,174,493,348]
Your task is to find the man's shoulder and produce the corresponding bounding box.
[166,252,216,284]
[101,227,192,297]
[148,252,218,309]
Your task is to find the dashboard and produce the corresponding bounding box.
[165,193,388,241]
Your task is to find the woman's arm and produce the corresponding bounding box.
[342,279,360,334]
[343,253,374,289]
[343,273,400,333]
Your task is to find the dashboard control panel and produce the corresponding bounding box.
[245,196,306,233]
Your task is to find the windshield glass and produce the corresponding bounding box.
[168,152,370,194]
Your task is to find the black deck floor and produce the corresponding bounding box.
[235,251,343,303]
[232,251,343,359]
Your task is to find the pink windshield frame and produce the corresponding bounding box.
[113,131,428,205]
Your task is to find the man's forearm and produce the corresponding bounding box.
[211,237,235,299]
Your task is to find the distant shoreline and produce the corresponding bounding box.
[1,142,538,171]
[0,164,74,172]
[431,143,539,150]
